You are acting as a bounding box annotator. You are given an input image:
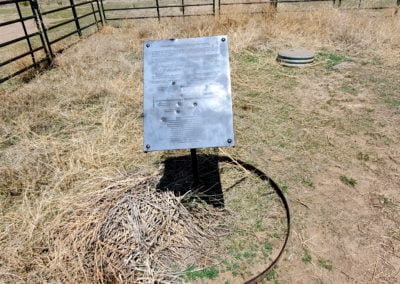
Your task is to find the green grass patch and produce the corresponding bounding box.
[384,98,400,107]
[357,152,369,161]
[340,175,357,187]
[242,54,259,63]
[317,52,351,68]
[254,219,264,231]
[246,92,262,97]
[383,196,389,205]
[302,248,312,264]
[262,242,273,258]
[182,265,219,281]
[278,182,289,193]
[266,268,279,283]
[340,84,358,95]
[301,176,315,188]
[318,258,333,271]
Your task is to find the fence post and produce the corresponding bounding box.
[273,0,278,11]
[99,0,107,23]
[212,0,215,15]
[69,0,82,37]
[16,1,36,68]
[181,0,185,15]
[30,0,53,62]
[90,2,99,28]
[95,0,104,25]
[155,0,161,21]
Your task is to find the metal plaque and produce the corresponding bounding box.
[143,35,235,152]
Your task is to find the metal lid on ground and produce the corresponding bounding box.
[277,49,315,67]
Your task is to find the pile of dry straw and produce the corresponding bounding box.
[48,173,228,282]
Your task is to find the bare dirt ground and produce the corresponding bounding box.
[0,18,68,45]
[228,35,400,282]
[0,8,400,284]
[275,64,400,283]
[0,20,36,45]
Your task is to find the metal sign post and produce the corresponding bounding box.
[190,149,199,184]
[143,35,235,183]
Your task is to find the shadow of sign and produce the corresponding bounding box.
[156,154,290,283]
[157,154,224,207]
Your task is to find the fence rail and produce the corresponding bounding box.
[1,0,399,84]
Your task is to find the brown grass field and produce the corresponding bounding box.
[1,7,400,283]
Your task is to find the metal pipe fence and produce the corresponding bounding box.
[1,0,399,84]
[0,0,103,83]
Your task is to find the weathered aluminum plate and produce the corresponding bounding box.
[143,35,235,152]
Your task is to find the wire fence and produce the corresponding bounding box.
[1,0,399,84]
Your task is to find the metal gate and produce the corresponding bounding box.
[0,0,104,84]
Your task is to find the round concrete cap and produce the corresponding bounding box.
[278,49,315,60]
[278,61,314,67]
[278,58,314,64]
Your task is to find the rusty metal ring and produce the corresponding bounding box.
[217,156,291,283]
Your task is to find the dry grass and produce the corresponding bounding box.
[1,7,400,283]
